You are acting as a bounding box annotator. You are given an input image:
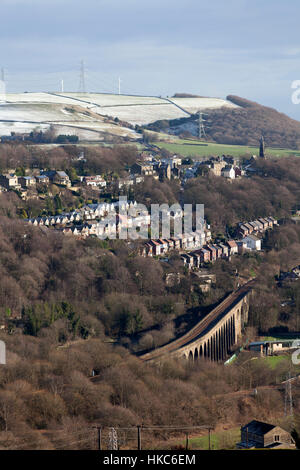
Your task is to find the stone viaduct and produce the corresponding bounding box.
[140,280,254,364]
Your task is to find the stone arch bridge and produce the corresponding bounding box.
[140,280,254,364]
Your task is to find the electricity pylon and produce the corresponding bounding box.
[198,111,209,139]
[78,60,86,93]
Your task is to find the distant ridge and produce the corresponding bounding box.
[172,93,204,98]
[146,95,300,150]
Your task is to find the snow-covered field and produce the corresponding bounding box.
[53,121,139,139]
[0,103,99,122]
[56,92,168,107]
[97,104,189,125]
[168,97,239,114]
[0,100,139,140]
[53,93,239,123]
[0,93,239,139]
[0,121,49,136]
[4,92,89,106]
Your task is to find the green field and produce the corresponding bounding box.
[254,353,300,370]
[154,139,300,159]
[261,355,288,369]
[177,427,240,450]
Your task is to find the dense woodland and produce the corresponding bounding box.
[0,143,138,177]
[206,95,300,148]
[1,333,300,449]
[0,144,300,448]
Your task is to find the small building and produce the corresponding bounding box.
[236,240,247,255]
[242,234,261,251]
[117,177,134,189]
[199,248,211,263]
[181,253,194,269]
[157,239,169,254]
[164,239,175,251]
[265,216,274,228]
[53,171,71,187]
[148,240,161,256]
[238,224,249,237]
[244,222,254,234]
[258,218,269,230]
[237,420,295,449]
[0,173,21,190]
[35,175,49,184]
[248,220,261,232]
[191,252,201,268]
[217,243,229,258]
[249,339,300,356]
[268,216,278,226]
[226,240,238,255]
[210,160,226,176]
[42,170,70,187]
[131,162,156,176]
[253,220,264,231]
[170,238,181,250]
[18,176,36,188]
[221,165,235,179]
[212,244,223,259]
[205,245,217,262]
[83,175,107,188]
[142,243,153,257]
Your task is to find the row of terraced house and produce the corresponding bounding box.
[27,201,157,240]
[181,216,278,269]
[181,240,239,269]
[140,228,212,257]
[237,216,277,237]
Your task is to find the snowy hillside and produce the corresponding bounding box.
[0,92,239,139]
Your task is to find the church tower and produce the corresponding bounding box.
[259,135,265,158]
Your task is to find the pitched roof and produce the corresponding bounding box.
[242,420,275,435]
[218,243,228,250]
[206,245,217,252]
[212,244,222,251]
[56,171,69,178]
[244,234,260,241]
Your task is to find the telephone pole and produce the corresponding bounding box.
[185,433,189,450]
[284,371,293,419]
[93,426,102,450]
[137,426,142,450]
[118,77,121,95]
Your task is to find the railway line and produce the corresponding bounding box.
[140,279,255,362]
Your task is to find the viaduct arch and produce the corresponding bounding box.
[140,280,254,364]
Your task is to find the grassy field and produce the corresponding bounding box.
[262,334,300,341]
[261,355,288,369]
[253,353,300,370]
[177,427,240,450]
[154,139,300,159]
